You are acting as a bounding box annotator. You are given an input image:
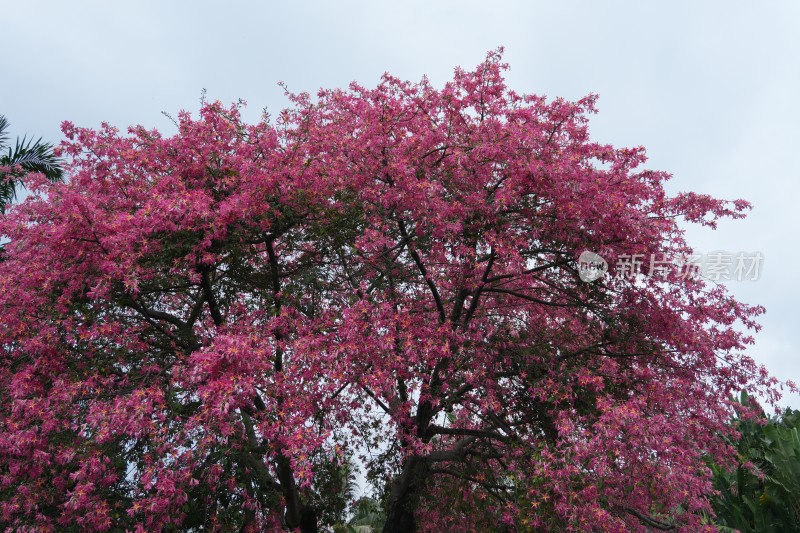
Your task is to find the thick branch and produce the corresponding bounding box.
[265,238,285,372]
[428,467,513,495]
[240,411,282,492]
[618,507,677,531]
[462,247,495,326]
[420,436,478,463]
[360,385,393,416]
[429,424,508,442]
[124,297,199,351]
[483,287,572,307]
[483,258,569,283]
[396,218,446,323]
[199,266,223,327]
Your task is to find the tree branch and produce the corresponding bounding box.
[618,506,677,531]
[396,218,446,323]
[463,247,495,326]
[483,287,572,307]
[199,266,223,327]
[429,424,508,442]
[420,436,477,463]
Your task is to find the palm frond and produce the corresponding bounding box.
[0,115,9,148]
[2,135,64,182]
[0,178,15,206]
[0,117,65,212]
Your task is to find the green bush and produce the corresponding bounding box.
[709,392,800,532]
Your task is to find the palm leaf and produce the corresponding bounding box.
[2,135,64,182]
[0,119,64,211]
[0,174,17,210]
[0,115,9,148]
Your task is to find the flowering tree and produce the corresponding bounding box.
[0,51,785,532]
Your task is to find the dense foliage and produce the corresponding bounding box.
[0,52,785,531]
[709,392,800,532]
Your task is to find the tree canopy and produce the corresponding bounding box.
[0,51,784,532]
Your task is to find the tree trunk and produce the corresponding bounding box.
[283,502,318,533]
[276,452,318,533]
[297,504,319,533]
[382,458,429,533]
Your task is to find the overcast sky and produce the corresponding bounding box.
[3,1,799,406]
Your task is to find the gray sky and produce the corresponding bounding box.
[4,1,799,406]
